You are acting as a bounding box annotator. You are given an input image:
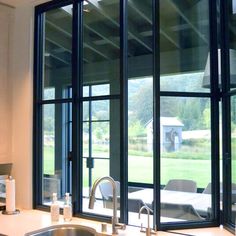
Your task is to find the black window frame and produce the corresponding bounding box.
[221,0,236,233]
[33,0,222,231]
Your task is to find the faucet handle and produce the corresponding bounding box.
[101,223,107,233]
[150,225,158,235]
[150,229,157,235]
[140,223,146,233]
[115,222,126,230]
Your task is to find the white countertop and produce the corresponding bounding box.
[0,209,233,236]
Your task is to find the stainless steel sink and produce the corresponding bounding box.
[25,224,97,236]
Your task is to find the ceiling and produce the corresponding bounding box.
[0,0,213,85]
[44,0,209,78]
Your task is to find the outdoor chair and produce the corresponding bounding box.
[164,179,197,193]
[203,182,236,203]
[99,180,120,209]
[127,198,147,213]
[128,186,144,193]
[99,181,147,213]
[203,182,236,193]
[161,202,204,221]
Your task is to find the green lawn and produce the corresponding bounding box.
[43,146,55,175]
[43,145,213,188]
[130,156,211,188]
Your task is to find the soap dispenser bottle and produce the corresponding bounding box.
[63,193,72,221]
[50,193,60,221]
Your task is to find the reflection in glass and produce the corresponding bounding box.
[83,101,89,121]
[128,77,153,184]
[83,84,110,97]
[82,95,120,216]
[43,104,55,176]
[92,159,110,183]
[162,72,207,92]
[231,96,236,223]
[82,0,121,218]
[160,0,209,92]
[83,122,89,157]
[228,0,236,225]
[92,100,109,121]
[43,5,73,100]
[91,122,109,158]
[159,0,212,223]
[83,1,120,95]
[128,76,153,226]
[92,84,110,96]
[83,86,89,97]
[160,97,211,222]
[44,88,55,100]
[82,159,114,218]
[230,0,236,90]
[42,103,71,205]
[127,0,153,227]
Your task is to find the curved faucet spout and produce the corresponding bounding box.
[138,205,156,236]
[88,176,118,220]
[138,205,150,229]
[88,176,125,234]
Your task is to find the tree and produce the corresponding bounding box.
[203,107,211,129]
[130,81,153,125]
[128,121,146,137]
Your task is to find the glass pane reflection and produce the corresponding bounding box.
[160,97,211,223]
[43,5,73,100]
[82,0,121,219]
[42,103,71,205]
[231,96,236,223]
[160,0,210,93]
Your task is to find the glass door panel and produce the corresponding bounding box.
[159,0,212,224]
[231,96,236,223]
[82,0,121,217]
[42,103,71,206]
[127,0,153,227]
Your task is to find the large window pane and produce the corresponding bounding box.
[43,5,72,100]
[227,1,236,226]
[82,98,120,217]
[92,84,110,96]
[82,0,121,217]
[231,96,236,223]
[42,103,71,205]
[160,97,211,223]
[82,100,110,159]
[83,159,112,216]
[91,122,109,158]
[230,0,236,90]
[127,0,153,227]
[35,0,220,230]
[160,0,210,92]
[82,0,120,95]
[83,122,89,157]
[128,77,153,184]
[92,100,109,121]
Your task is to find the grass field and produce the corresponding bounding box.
[43,145,215,188]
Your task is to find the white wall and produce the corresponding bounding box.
[10,4,34,209]
[9,0,49,209]
[0,5,13,164]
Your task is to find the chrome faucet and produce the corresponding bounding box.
[88,176,126,234]
[138,205,156,236]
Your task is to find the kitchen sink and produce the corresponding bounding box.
[25,224,97,236]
